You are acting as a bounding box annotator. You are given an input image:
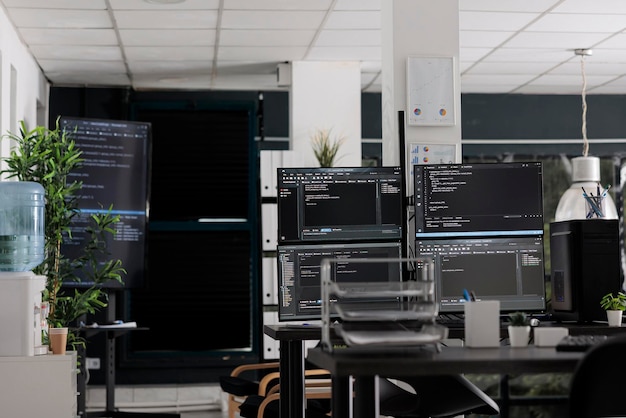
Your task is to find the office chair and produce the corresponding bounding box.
[568,334,626,418]
[219,362,280,418]
[238,378,332,418]
[379,375,500,418]
[220,362,331,418]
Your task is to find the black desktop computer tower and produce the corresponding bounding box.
[550,219,622,323]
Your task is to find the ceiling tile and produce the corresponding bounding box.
[128,60,212,74]
[2,0,106,8]
[466,61,557,75]
[110,0,220,10]
[119,29,216,46]
[8,9,112,28]
[219,29,315,46]
[505,32,610,49]
[460,31,515,48]
[20,28,118,45]
[308,46,380,61]
[125,46,214,61]
[459,0,561,13]
[316,30,380,47]
[335,0,380,11]
[218,46,308,61]
[221,10,325,30]
[325,11,381,30]
[527,13,626,33]
[30,45,122,60]
[113,10,218,29]
[552,0,626,14]
[459,11,540,31]
[38,59,126,73]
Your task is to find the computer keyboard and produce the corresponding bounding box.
[555,334,609,352]
[436,315,466,328]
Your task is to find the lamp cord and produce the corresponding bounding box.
[580,54,589,157]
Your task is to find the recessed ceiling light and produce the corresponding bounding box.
[143,0,186,4]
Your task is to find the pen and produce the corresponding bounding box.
[463,288,472,302]
[582,189,604,218]
[470,290,477,301]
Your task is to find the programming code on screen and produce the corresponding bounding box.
[278,167,404,243]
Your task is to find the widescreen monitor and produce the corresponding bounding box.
[277,166,404,243]
[277,241,403,322]
[415,236,546,313]
[59,116,151,289]
[413,162,544,238]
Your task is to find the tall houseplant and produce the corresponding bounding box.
[0,118,125,351]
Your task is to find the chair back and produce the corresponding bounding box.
[569,334,626,418]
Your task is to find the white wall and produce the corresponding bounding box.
[0,5,49,175]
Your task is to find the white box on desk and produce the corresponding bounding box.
[534,327,569,347]
[464,300,500,347]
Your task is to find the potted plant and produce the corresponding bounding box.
[0,118,125,353]
[311,128,345,167]
[507,311,531,347]
[600,292,626,327]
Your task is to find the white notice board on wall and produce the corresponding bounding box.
[406,143,457,195]
[406,56,455,126]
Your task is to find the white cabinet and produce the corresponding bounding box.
[0,352,77,417]
[259,150,303,360]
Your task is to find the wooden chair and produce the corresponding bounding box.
[220,362,331,418]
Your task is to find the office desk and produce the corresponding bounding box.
[263,325,321,418]
[80,326,149,417]
[264,322,624,418]
[306,345,584,418]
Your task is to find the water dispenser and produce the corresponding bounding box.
[0,181,47,356]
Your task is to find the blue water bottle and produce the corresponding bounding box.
[0,181,45,272]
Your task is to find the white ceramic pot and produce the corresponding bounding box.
[606,310,623,327]
[508,325,530,347]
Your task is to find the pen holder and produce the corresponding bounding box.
[464,300,500,347]
[584,195,605,218]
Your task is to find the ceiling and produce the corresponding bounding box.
[2,0,626,94]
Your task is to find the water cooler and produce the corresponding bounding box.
[0,181,47,356]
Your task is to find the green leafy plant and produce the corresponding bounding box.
[508,311,530,326]
[600,292,626,311]
[0,118,125,351]
[311,128,345,167]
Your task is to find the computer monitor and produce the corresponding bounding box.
[277,166,404,243]
[276,241,403,322]
[416,236,546,313]
[413,162,546,314]
[413,162,544,237]
[58,116,151,289]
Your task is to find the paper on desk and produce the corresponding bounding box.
[84,321,137,329]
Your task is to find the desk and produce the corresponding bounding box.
[263,325,321,418]
[80,326,149,417]
[264,322,626,418]
[306,345,584,418]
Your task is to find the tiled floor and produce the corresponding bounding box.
[183,412,227,418]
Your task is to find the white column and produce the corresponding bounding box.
[381,0,462,166]
[289,61,362,167]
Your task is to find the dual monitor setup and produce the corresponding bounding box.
[276,162,547,322]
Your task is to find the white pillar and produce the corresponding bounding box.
[381,0,462,166]
[289,61,362,167]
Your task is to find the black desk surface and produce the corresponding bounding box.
[265,321,626,341]
[306,345,584,377]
